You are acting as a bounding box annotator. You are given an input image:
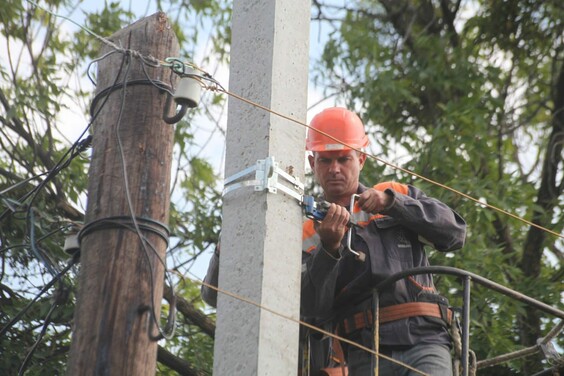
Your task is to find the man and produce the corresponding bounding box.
[301,107,466,375]
[202,107,467,375]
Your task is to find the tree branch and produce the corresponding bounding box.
[518,58,564,372]
[157,346,203,376]
[163,284,215,338]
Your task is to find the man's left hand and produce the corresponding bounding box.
[357,188,393,214]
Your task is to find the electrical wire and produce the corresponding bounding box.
[0,127,90,224]
[90,79,173,117]
[17,298,59,376]
[0,29,127,225]
[25,0,160,67]
[77,217,176,340]
[0,172,48,196]
[189,274,429,376]
[211,87,564,240]
[28,208,60,277]
[0,257,77,338]
[12,4,563,372]
[158,56,563,240]
[86,49,121,86]
[0,224,74,255]
[112,55,176,340]
[17,134,91,275]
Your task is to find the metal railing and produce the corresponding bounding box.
[374,266,564,376]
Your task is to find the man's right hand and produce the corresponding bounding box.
[313,203,350,256]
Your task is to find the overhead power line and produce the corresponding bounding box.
[25,0,562,241]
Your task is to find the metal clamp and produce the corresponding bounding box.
[223,156,304,202]
[302,195,331,221]
[346,194,366,262]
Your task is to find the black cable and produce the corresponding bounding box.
[0,52,126,225]
[3,51,163,227]
[28,208,59,277]
[0,172,49,196]
[78,216,170,246]
[17,298,58,376]
[0,256,77,338]
[24,132,90,213]
[88,51,129,126]
[0,224,74,255]
[137,235,177,341]
[140,57,174,96]
[163,91,188,124]
[102,56,176,340]
[89,78,173,117]
[0,119,87,225]
[77,217,176,340]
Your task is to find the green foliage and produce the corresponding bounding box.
[1,0,227,374]
[313,0,564,373]
[2,0,563,375]
[74,2,135,59]
[161,282,215,375]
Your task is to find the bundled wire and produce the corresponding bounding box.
[77,216,176,340]
[110,55,177,340]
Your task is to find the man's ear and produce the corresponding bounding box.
[358,152,367,169]
[308,154,315,169]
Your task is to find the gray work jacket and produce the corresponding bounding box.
[300,183,467,347]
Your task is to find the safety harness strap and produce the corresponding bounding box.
[340,302,453,335]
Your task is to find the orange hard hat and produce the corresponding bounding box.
[306,107,369,151]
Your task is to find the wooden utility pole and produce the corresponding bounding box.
[67,13,178,376]
[214,0,310,374]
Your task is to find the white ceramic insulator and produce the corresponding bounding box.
[174,72,201,108]
[64,233,80,254]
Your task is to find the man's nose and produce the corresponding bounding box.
[329,160,340,173]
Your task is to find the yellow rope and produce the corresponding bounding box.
[191,277,430,376]
[215,87,563,240]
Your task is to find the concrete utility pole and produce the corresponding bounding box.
[67,13,178,376]
[215,1,310,375]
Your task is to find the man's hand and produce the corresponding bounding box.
[357,188,393,214]
[314,203,350,256]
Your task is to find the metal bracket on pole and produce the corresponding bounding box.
[223,156,304,202]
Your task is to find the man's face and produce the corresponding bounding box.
[308,149,366,205]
